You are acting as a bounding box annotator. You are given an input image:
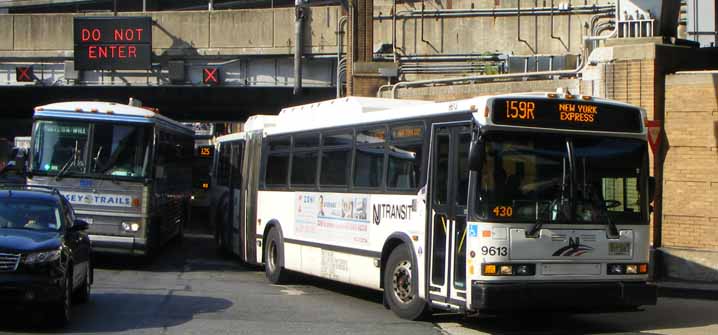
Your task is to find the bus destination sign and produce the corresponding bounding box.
[491,97,643,133]
[74,17,152,70]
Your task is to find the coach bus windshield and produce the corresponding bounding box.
[32,120,151,179]
[475,133,647,225]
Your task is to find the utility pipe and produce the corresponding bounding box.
[294,0,306,96]
[392,0,397,63]
[377,59,585,98]
[373,5,614,19]
[336,16,348,98]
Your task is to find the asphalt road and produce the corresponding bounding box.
[0,224,716,335]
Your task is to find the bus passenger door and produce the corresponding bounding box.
[427,122,471,306]
[230,141,245,258]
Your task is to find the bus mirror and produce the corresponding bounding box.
[648,176,656,203]
[468,138,483,171]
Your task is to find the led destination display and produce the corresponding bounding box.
[491,97,643,133]
[74,17,152,70]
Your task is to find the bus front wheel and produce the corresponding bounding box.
[383,244,430,320]
[264,228,289,284]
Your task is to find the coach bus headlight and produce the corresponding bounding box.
[122,222,141,232]
[626,264,638,274]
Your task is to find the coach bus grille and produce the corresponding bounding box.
[0,253,20,272]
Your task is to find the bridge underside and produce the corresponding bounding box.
[0,86,335,138]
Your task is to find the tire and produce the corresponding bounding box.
[264,227,289,284]
[74,262,92,304]
[383,245,430,320]
[49,273,72,326]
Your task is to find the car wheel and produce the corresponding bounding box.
[264,228,289,284]
[49,274,72,326]
[74,263,91,304]
[383,245,430,320]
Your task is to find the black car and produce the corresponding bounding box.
[0,186,92,326]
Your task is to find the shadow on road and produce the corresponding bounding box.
[430,298,718,334]
[0,293,233,333]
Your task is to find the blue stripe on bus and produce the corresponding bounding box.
[34,110,154,124]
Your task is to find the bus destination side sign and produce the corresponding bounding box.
[491,97,643,133]
[73,17,152,70]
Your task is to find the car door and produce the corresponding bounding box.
[63,198,90,288]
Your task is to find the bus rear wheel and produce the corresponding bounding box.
[383,244,430,320]
[264,228,289,284]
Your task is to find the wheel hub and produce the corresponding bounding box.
[392,260,413,303]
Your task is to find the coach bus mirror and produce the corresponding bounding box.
[468,138,483,171]
[648,176,656,203]
[72,219,90,231]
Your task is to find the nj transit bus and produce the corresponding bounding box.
[211,94,656,319]
[27,101,194,256]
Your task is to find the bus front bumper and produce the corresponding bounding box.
[90,235,147,256]
[471,281,657,312]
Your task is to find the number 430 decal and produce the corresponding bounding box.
[481,246,508,256]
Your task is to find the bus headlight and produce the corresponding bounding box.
[122,222,141,232]
[608,263,648,275]
[482,263,535,276]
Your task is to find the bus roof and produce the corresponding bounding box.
[220,93,647,139]
[33,101,194,136]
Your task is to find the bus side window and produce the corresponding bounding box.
[291,134,319,188]
[354,126,386,189]
[264,137,290,188]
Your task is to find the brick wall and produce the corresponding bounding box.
[662,72,718,251]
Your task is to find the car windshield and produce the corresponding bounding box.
[0,198,62,232]
[32,120,151,178]
[476,133,647,225]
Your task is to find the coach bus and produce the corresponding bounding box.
[27,100,194,256]
[212,94,657,319]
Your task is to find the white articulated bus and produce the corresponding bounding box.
[28,101,194,256]
[212,94,657,319]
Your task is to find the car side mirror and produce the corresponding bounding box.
[648,176,656,203]
[72,219,90,231]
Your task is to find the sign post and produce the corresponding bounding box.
[73,17,152,70]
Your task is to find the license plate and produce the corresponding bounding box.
[609,242,631,256]
[77,217,94,225]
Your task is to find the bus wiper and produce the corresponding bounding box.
[526,158,570,237]
[56,141,81,181]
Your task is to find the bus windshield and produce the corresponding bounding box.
[32,120,151,178]
[476,133,647,225]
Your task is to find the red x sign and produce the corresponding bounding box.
[16,67,34,82]
[203,68,220,85]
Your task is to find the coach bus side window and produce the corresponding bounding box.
[291,134,319,187]
[320,130,353,187]
[217,144,231,187]
[354,127,386,189]
[387,124,425,191]
[265,137,290,187]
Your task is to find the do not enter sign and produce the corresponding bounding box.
[74,17,152,70]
